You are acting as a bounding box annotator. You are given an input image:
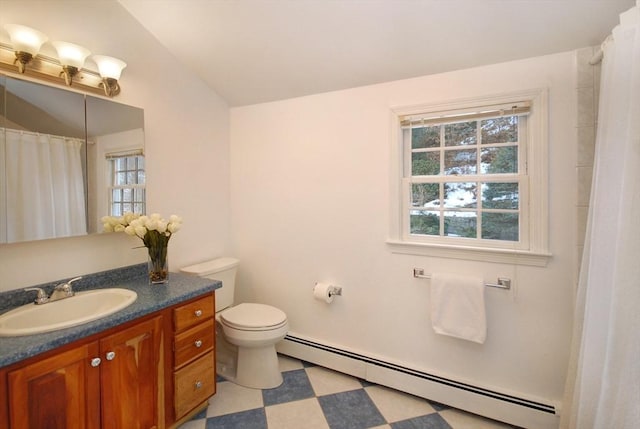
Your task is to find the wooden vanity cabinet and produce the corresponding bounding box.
[0,290,217,429]
[170,293,216,426]
[4,315,163,429]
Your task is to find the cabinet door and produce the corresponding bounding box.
[99,315,163,429]
[7,342,101,429]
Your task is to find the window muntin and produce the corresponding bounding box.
[108,153,145,216]
[402,108,528,248]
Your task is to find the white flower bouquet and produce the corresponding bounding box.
[102,212,183,283]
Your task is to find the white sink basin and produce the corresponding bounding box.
[0,288,137,337]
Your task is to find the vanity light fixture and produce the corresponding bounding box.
[51,41,91,86]
[3,24,48,73]
[0,23,126,97]
[92,55,127,97]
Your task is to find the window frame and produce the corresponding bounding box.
[387,89,551,266]
[106,151,146,217]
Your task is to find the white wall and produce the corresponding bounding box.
[0,1,231,290]
[230,52,577,404]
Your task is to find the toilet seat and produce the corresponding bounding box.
[220,303,287,331]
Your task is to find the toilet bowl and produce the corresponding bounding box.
[218,303,288,388]
[181,258,289,389]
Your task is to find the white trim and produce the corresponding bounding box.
[389,89,550,265]
[386,239,551,266]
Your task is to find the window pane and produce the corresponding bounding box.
[112,204,122,216]
[410,211,440,235]
[445,121,476,146]
[444,149,477,175]
[137,156,145,169]
[482,213,519,241]
[134,188,145,202]
[134,203,144,214]
[481,116,518,144]
[412,183,439,208]
[115,158,127,169]
[444,211,477,238]
[444,182,477,208]
[112,189,121,202]
[137,171,146,184]
[412,152,440,175]
[123,188,133,202]
[115,172,126,185]
[481,146,517,174]
[412,126,440,149]
[482,182,519,209]
[122,203,132,213]
[127,171,137,184]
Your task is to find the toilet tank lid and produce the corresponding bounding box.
[180,257,239,276]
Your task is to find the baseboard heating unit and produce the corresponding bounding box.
[277,334,560,429]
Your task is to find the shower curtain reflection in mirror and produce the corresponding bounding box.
[1,128,87,243]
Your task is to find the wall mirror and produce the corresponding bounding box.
[0,74,145,244]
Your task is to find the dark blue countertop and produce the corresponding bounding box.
[0,264,221,368]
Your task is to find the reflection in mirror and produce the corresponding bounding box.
[86,96,145,234]
[0,74,145,244]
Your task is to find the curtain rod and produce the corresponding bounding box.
[1,127,89,144]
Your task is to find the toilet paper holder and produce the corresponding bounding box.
[328,286,342,297]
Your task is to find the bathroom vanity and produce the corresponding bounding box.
[0,264,220,429]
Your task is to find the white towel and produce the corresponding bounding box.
[430,273,486,344]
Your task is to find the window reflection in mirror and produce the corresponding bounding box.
[0,74,145,244]
[86,95,145,235]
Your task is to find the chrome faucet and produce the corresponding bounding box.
[24,287,50,305]
[25,276,82,305]
[50,276,82,301]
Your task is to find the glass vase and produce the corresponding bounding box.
[148,245,169,284]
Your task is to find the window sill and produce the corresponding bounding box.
[386,240,551,266]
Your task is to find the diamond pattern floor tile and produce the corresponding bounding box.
[206,379,264,417]
[318,389,387,429]
[265,397,330,429]
[390,413,452,429]
[364,385,437,423]
[204,407,267,429]
[306,365,366,396]
[178,354,523,429]
[262,368,315,406]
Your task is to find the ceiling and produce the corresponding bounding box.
[119,0,634,107]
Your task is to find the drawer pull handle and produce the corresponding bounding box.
[91,357,101,367]
[194,340,203,348]
[195,381,203,389]
[106,351,116,361]
[194,309,203,317]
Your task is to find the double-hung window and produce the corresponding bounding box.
[390,91,550,265]
[107,150,146,216]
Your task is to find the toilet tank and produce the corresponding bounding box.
[180,257,239,312]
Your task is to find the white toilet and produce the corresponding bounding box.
[180,257,288,389]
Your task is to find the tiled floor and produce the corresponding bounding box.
[178,354,519,429]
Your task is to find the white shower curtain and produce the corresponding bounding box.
[2,129,87,242]
[564,2,640,428]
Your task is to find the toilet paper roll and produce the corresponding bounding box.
[313,282,334,304]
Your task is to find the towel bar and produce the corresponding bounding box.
[413,268,511,290]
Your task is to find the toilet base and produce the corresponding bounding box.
[235,344,283,389]
[215,324,284,389]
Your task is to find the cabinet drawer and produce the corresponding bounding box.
[173,294,214,332]
[174,351,215,419]
[174,319,214,369]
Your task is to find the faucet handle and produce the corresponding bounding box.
[67,276,83,285]
[54,276,81,297]
[24,287,49,305]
